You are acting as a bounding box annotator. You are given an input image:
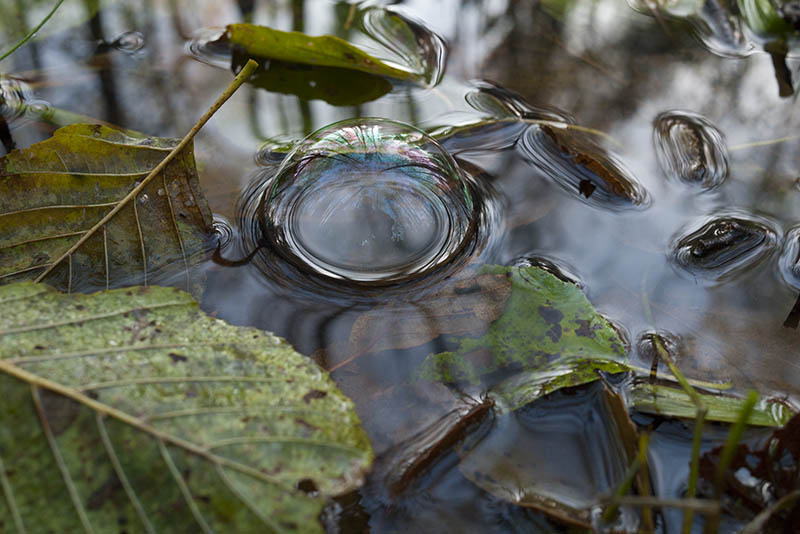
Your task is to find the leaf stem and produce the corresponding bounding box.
[33,59,259,284]
[0,0,66,63]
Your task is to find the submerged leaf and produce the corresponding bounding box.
[226,23,420,82]
[418,265,629,396]
[348,272,511,359]
[0,282,372,533]
[631,382,792,427]
[0,124,215,295]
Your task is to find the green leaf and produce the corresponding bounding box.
[226,23,420,82]
[631,382,792,427]
[0,282,373,533]
[418,265,629,402]
[231,53,392,106]
[0,124,215,295]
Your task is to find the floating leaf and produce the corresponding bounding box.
[0,282,372,532]
[348,271,511,359]
[418,265,629,395]
[225,23,420,82]
[0,124,215,295]
[631,382,791,427]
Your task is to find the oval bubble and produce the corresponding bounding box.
[519,125,650,211]
[111,31,145,54]
[654,110,729,190]
[636,331,684,366]
[240,118,501,297]
[671,212,779,282]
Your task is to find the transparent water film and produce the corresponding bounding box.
[259,118,477,283]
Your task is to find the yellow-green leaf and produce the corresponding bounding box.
[0,124,215,295]
[226,23,420,82]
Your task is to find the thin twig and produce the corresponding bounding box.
[0,0,66,62]
[33,59,259,283]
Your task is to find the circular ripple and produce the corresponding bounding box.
[240,118,498,295]
[653,110,729,190]
[671,212,779,282]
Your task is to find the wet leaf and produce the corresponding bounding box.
[0,124,215,295]
[418,265,629,396]
[348,272,512,359]
[631,382,792,427]
[232,53,392,106]
[226,23,421,82]
[0,282,373,533]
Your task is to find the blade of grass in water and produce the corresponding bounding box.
[641,271,708,533]
[703,390,758,534]
[0,0,66,63]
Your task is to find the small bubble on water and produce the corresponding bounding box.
[111,31,145,53]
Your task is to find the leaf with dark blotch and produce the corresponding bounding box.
[419,265,629,399]
[0,282,372,533]
[225,23,420,82]
[347,272,512,359]
[0,124,215,295]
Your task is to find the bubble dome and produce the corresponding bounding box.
[257,118,479,284]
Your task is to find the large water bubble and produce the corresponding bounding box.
[255,118,483,286]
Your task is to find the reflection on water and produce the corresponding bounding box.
[4,0,800,531]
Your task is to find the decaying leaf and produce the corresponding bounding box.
[418,265,629,396]
[347,271,512,359]
[225,23,420,82]
[0,124,215,295]
[0,282,373,533]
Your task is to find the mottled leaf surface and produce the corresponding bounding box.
[226,23,420,81]
[419,265,629,398]
[0,282,372,533]
[348,272,511,359]
[0,124,215,295]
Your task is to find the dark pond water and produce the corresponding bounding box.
[3,0,800,531]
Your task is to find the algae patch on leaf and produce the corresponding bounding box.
[418,265,629,404]
[0,282,373,533]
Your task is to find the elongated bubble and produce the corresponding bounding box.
[671,213,779,282]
